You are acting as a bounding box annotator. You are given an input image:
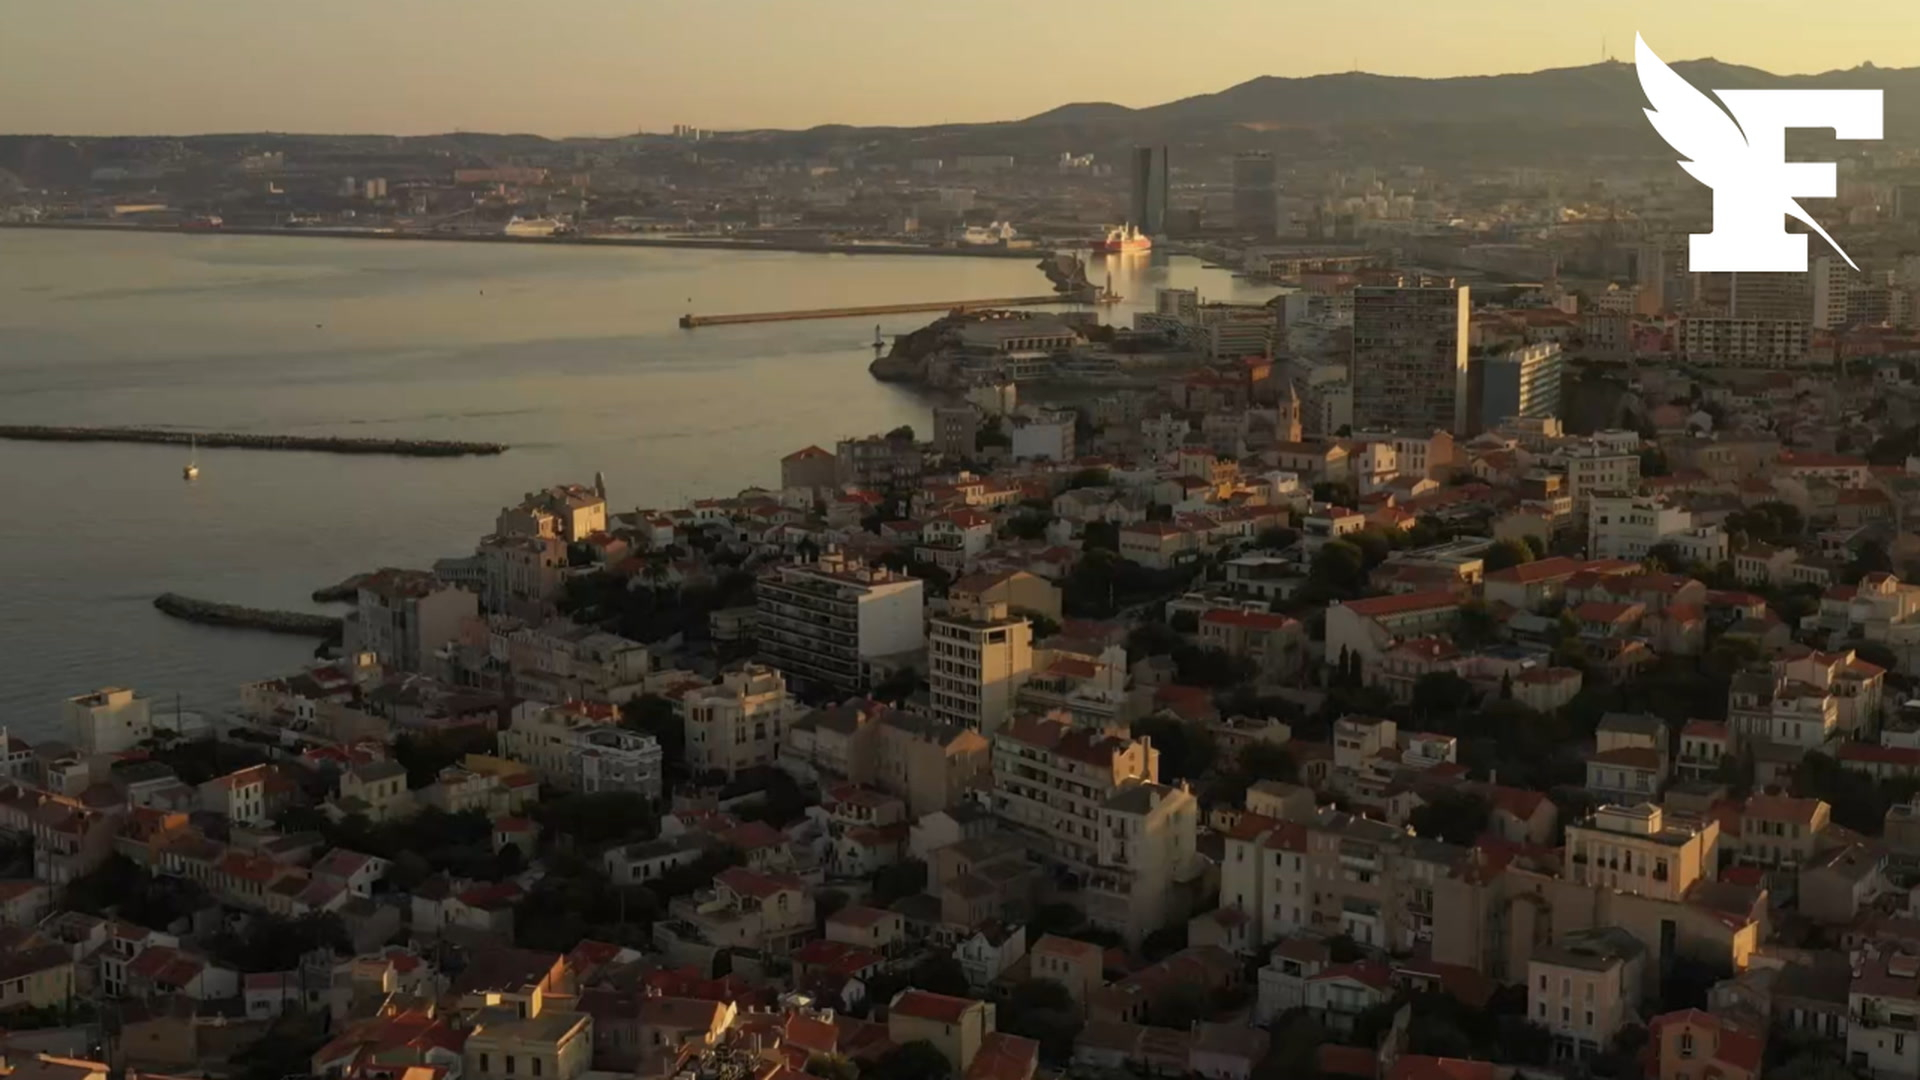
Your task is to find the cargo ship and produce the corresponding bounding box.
[1090,224,1151,254]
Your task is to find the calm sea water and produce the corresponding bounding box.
[0,230,1278,739]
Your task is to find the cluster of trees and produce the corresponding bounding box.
[1028,901,1124,948]
[1126,620,1257,689]
[270,804,504,887]
[1409,790,1493,846]
[1725,500,1806,549]
[559,564,757,645]
[1062,547,1201,618]
[135,737,276,787]
[621,694,685,774]
[998,978,1082,1062]
[1342,988,1553,1067]
[204,911,351,973]
[63,853,209,929]
[1794,750,1920,836]
[392,726,498,788]
[1303,520,1484,603]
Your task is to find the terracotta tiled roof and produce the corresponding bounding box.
[889,989,978,1024]
[1340,590,1459,618]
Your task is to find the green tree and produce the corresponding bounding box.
[1309,540,1367,596]
[1410,791,1492,845]
[1483,538,1535,573]
[867,1041,953,1080]
[1023,612,1061,639]
[1348,528,1392,569]
[1000,978,1083,1062]
[870,859,928,907]
[1256,526,1298,549]
[393,727,497,788]
[1081,521,1120,552]
[1132,714,1217,783]
[1237,741,1298,785]
[1004,514,1053,541]
[805,1055,860,1080]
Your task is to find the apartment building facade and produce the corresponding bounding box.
[927,600,1034,735]
[755,553,924,694]
[683,665,793,779]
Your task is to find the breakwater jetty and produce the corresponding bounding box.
[679,293,1093,329]
[0,220,1044,259]
[0,425,507,457]
[312,573,374,603]
[153,593,343,637]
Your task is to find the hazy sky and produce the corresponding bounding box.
[3,0,1917,137]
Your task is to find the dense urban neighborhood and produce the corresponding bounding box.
[14,319,1920,1080]
[21,37,1920,1080]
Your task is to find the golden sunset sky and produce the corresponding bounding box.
[1,0,1911,135]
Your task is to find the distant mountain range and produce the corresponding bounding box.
[738,56,1920,165]
[4,56,1916,175]
[1013,57,1914,131]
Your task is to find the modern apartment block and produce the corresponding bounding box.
[1352,284,1471,434]
[1678,317,1811,368]
[1474,342,1564,431]
[989,713,1192,944]
[345,568,479,674]
[755,552,925,695]
[927,599,1033,735]
[66,687,153,755]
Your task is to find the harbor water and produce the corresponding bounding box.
[0,230,1284,739]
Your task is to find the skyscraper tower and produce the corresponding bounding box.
[1232,150,1278,239]
[1129,146,1169,236]
[1351,283,1472,434]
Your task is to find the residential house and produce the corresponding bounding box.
[1307,961,1394,1036]
[1647,1009,1764,1080]
[1029,934,1105,1009]
[1528,927,1647,1064]
[886,990,995,1074]
[1847,950,1920,1080]
[956,922,1027,993]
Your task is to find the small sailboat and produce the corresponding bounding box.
[183,436,199,481]
[872,324,885,350]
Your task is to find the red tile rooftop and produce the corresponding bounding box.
[716,865,804,900]
[888,988,977,1024]
[1339,590,1459,618]
[1199,607,1298,631]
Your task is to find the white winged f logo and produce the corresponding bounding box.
[1636,33,1881,272]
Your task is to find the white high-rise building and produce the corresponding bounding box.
[756,552,925,695]
[66,687,153,755]
[1812,254,1855,330]
[928,600,1033,735]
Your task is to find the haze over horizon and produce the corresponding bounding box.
[3,0,1917,138]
